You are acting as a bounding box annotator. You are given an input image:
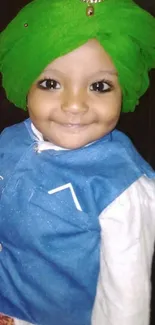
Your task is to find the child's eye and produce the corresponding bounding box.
[38,79,61,90]
[89,80,112,93]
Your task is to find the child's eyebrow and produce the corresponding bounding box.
[43,68,60,74]
[97,70,118,76]
[43,68,117,74]
[41,68,118,79]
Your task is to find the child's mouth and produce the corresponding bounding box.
[56,123,89,133]
[63,123,87,128]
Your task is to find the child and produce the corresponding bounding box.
[0,0,155,325]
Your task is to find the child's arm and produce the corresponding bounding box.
[92,175,155,325]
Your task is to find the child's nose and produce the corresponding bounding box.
[61,92,89,114]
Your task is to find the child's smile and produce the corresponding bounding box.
[56,123,90,132]
[27,39,122,149]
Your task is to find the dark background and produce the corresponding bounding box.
[0,1,155,324]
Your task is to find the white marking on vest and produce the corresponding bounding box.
[48,183,82,211]
[0,176,4,180]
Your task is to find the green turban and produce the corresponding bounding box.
[0,0,155,112]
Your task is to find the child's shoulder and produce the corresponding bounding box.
[0,119,33,185]
[0,118,32,149]
[114,129,155,175]
[111,128,140,149]
[111,129,149,165]
[97,129,155,180]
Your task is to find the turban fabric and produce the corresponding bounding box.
[0,0,155,112]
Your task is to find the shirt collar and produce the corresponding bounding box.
[31,123,69,151]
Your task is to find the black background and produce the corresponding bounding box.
[0,1,155,324]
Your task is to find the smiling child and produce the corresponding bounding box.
[0,1,155,325]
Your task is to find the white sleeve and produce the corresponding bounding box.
[92,175,155,325]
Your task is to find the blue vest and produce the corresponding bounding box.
[0,119,154,325]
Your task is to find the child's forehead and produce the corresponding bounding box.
[41,40,117,76]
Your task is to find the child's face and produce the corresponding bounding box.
[27,39,122,149]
